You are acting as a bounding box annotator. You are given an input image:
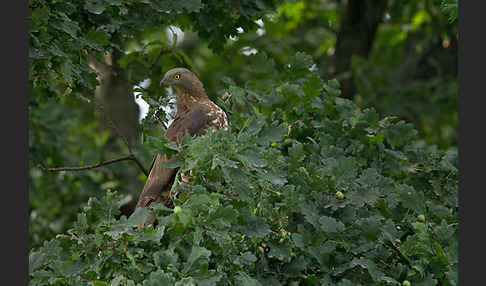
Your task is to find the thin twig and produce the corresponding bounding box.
[130,156,149,177]
[153,113,167,130]
[38,154,148,177]
[384,240,412,267]
[150,48,170,72]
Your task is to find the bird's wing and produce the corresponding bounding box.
[134,107,208,211]
[166,107,207,143]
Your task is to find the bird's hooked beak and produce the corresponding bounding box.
[160,75,169,86]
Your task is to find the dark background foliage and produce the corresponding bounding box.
[29,0,457,285]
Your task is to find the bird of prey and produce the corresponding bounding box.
[134,67,228,223]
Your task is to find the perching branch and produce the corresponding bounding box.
[38,154,149,177]
[130,155,149,177]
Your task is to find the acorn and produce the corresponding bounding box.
[335,191,345,200]
[417,214,425,222]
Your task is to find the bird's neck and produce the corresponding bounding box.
[174,86,210,115]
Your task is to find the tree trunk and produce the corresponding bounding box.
[88,50,140,151]
[333,0,388,99]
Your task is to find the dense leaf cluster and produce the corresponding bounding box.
[29,53,457,285]
[29,0,276,97]
[218,0,458,148]
[28,0,278,247]
[441,0,458,23]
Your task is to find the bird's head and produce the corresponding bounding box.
[160,67,200,89]
[160,67,208,103]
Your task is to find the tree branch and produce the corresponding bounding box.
[149,47,171,72]
[384,240,413,267]
[153,112,167,130]
[38,154,149,177]
[130,155,149,177]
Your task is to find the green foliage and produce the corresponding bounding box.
[29,53,457,285]
[28,0,279,248]
[441,0,458,23]
[29,0,457,284]
[29,0,277,97]
[212,0,458,149]
[350,0,458,149]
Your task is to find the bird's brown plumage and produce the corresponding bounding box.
[134,68,228,224]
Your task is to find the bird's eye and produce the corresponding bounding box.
[173,74,180,80]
